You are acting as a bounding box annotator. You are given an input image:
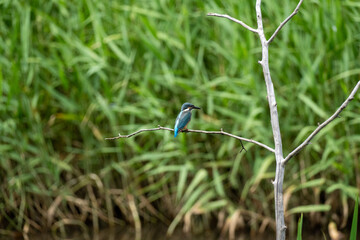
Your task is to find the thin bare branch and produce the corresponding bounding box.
[207,13,258,33]
[283,81,360,165]
[256,0,286,239]
[105,125,275,153]
[105,126,166,139]
[267,0,304,44]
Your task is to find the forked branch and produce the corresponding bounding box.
[283,80,360,164]
[207,2,358,240]
[105,125,275,153]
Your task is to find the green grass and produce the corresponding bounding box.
[350,196,358,240]
[296,213,303,240]
[0,0,360,237]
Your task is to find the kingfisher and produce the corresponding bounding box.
[174,102,200,137]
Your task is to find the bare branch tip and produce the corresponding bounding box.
[285,80,359,163]
[267,0,305,44]
[205,12,258,33]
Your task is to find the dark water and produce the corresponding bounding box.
[24,225,276,240]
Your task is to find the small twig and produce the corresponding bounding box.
[283,81,360,165]
[207,13,258,33]
[267,0,304,44]
[105,126,166,139]
[106,125,275,153]
[239,139,247,153]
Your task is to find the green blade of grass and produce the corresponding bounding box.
[350,195,359,240]
[296,213,303,240]
[286,204,331,215]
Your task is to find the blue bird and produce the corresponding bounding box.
[174,103,200,137]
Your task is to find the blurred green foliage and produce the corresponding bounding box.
[0,0,359,237]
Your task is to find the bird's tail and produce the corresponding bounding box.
[174,128,178,137]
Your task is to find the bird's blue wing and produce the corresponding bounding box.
[178,111,191,130]
[174,111,192,137]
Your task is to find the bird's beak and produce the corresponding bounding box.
[192,105,201,110]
